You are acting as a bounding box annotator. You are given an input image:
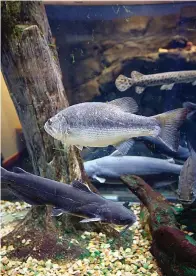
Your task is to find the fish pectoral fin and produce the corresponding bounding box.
[160,83,174,90]
[110,150,122,156]
[71,180,92,193]
[13,167,28,174]
[108,97,138,113]
[75,145,83,151]
[192,80,196,86]
[135,86,145,94]
[119,223,133,236]
[51,207,65,217]
[93,175,106,183]
[167,158,175,163]
[123,201,130,209]
[131,70,144,79]
[80,217,102,223]
[114,139,135,156]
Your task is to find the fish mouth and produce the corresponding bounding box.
[179,197,195,205]
[44,122,55,137]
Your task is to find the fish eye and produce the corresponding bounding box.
[48,119,52,125]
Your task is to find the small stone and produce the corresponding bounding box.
[21,239,26,244]
[1,256,9,265]
[45,260,52,269]
[53,263,59,269]
[140,267,147,273]
[25,240,31,245]
[130,264,137,270]
[113,251,120,258]
[115,261,122,269]
[72,264,78,270]
[7,245,14,251]
[125,248,131,253]
[83,258,90,264]
[68,268,74,274]
[124,265,131,272]
[87,269,95,274]
[73,271,80,276]
[143,263,149,269]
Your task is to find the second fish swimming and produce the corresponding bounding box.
[115,70,196,93]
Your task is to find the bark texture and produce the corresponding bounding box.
[2,1,68,179]
[121,175,196,276]
[1,1,118,260]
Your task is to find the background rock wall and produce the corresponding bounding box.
[46,4,196,113]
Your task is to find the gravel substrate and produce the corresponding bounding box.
[1,201,160,276]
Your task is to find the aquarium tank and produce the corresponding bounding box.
[1,1,196,276]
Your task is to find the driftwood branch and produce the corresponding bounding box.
[121,175,196,276]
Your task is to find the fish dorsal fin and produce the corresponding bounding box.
[131,71,144,79]
[13,167,28,174]
[71,180,92,193]
[108,97,138,113]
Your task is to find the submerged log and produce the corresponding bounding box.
[1,1,118,260]
[121,175,196,276]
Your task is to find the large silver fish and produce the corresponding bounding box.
[44,97,188,153]
[84,155,182,183]
[115,70,196,94]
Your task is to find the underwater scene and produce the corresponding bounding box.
[1,1,196,276]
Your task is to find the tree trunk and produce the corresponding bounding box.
[121,175,196,276]
[1,1,118,260]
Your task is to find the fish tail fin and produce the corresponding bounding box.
[115,75,133,92]
[152,108,188,152]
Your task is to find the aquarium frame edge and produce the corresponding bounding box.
[43,0,196,6]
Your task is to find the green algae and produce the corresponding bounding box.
[1,1,22,40]
[185,234,196,246]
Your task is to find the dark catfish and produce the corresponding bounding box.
[1,167,136,232]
